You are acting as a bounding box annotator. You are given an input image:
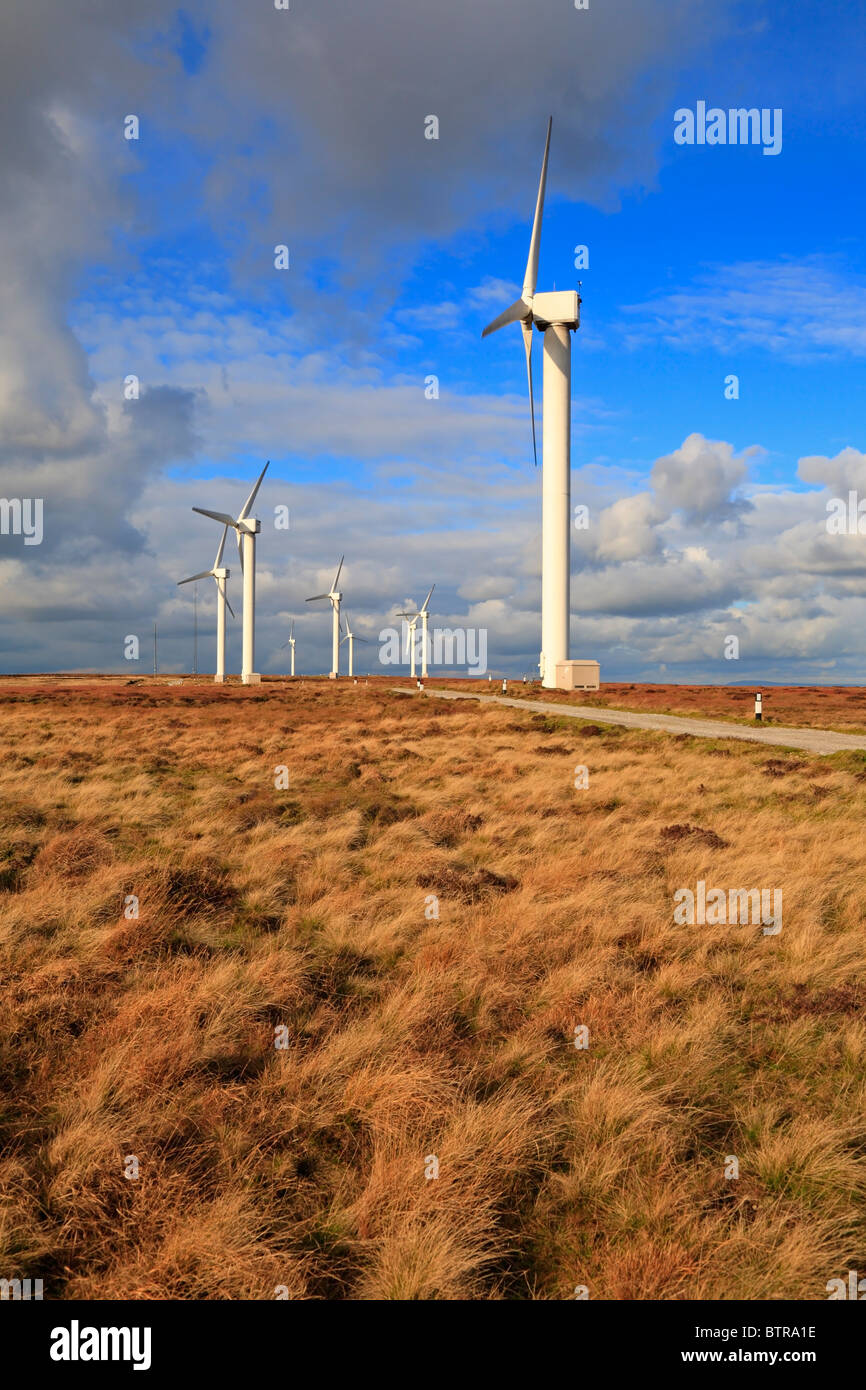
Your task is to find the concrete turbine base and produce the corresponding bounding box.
[243,673,261,685]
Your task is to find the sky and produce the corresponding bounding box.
[1,0,865,682]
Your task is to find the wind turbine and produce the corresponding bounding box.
[177,525,236,683]
[283,618,296,677]
[340,611,369,679]
[398,584,435,680]
[192,461,269,685]
[397,606,422,680]
[307,556,343,678]
[482,118,582,690]
[418,584,435,679]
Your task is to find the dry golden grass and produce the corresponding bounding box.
[1,677,865,1300]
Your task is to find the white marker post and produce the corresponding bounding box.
[755,691,763,722]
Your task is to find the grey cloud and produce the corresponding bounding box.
[178,0,729,287]
[797,447,866,493]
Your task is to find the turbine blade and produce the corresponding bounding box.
[238,460,269,521]
[523,116,552,300]
[290,619,294,639]
[306,593,329,602]
[237,531,244,573]
[481,296,531,338]
[177,569,214,585]
[193,507,236,527]
[420,583,435,612]
[332,555,344,592]
[521,317,538,468]
[213,524,228,571]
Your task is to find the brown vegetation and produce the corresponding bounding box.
[1,677,865,1299]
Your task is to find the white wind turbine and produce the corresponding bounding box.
[306,556,344,678]
[482,117,582,689]
[340,611,370,679]
[398,584,435,680]
[397,607,421,680]
[283,619,296,677]
[177,526,236,683]
[418,584,435,679]
[192,461,269,685]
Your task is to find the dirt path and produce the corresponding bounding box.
[391,688,866,756]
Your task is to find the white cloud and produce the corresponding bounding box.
[621,259,866,359]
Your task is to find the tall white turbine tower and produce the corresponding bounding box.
[192,461,269,685]
[306,556,344,678]
[340,611,369,679]
[482,118,584,690]
[177,525,235,683]
[418,584,435,679]
[284,619,296,677]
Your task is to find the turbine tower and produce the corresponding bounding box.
[482,118,582,690]
[284,619,296,677]
[192,461,269,685]
[177,525,236,683]
[418,584,435,679]
[340,611,369,679]
[397,606,422,680]
[307,556,344,678]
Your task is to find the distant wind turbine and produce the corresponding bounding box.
[283,618,296,677]
[192,461,269,685]
[177,525,235,683]
[307,556,344,678]
[482,118,583,689]
[340,611,369,679]
[398,584,435,680]
[397,606,422,680]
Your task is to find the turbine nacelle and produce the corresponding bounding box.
[531,290,581,331]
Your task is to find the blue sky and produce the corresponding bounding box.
[2,0,866,681]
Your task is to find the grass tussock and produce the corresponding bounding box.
[0,677,865,1299]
